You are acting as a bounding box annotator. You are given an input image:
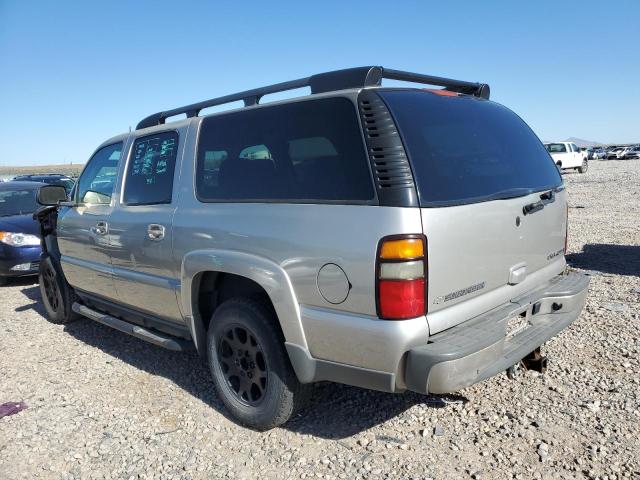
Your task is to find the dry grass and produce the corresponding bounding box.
[0,164,85,177]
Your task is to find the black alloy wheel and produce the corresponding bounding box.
[217,324,268,406]
[207,297,312,430]
[41,259,62,314]
[38,256,79,324]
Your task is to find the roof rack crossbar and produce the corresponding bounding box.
[381,68,490,98]
[135,66,489,130]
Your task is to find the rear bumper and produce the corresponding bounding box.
[405,271,589,394]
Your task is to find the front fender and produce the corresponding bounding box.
[181,249,308,354]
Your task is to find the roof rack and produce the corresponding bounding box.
[136,66,490,130]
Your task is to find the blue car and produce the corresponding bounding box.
[0,181,46,286]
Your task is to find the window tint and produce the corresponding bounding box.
[77,143,122,204]
[196,98,374,202]
[380,91,562,206]
[123,131,179,205]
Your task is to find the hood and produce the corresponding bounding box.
[0,214,41,237]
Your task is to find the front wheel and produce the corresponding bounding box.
[578,159,588,173]
[207,298,312,430]
[39,256,79,324]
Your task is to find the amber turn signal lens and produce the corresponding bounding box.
[379,238,424,260]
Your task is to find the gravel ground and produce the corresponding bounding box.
[1,160,638,480]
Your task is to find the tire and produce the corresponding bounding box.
[578,159,588,174]
[0,276,7,287]
[38,256,80,324]
[207,297,312,430]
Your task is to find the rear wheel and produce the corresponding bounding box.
[0,276,7,287]
[39,256,79,324]
[578,159,588,173]
[207,297,311,430]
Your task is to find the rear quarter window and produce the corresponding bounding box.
[380,90,562,206]
[195,97,374,203]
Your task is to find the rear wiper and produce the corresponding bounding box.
[523,190,555,215]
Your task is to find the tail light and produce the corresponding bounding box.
[376,235,427,320]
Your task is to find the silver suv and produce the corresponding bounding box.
[35,66,589,430]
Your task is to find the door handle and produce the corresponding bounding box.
[92,221,108,236]
[147,224,166,241]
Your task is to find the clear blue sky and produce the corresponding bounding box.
[1,0,639,166]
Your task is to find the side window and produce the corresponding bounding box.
[77,143,123,204]
[195,98,374,202]
[123,131,179,205]
[571,144,579,152]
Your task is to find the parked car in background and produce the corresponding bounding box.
[606,147,623,159]
[591,148,606,160]
[544,142,588,173]
[12,174,75,194]
[623,147,640,159]
[0,181,44,286]
[616,147,637,159]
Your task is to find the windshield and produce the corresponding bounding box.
[379,90,562,206]
[544,143,567,153]
[0,189,39,217]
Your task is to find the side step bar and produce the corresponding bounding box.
[72,303,191,352]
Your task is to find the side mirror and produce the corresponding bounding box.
[37,185,68,206]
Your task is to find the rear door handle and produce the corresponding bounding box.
[92,221,108,236]
[147,224,166,241]
[523,190,555,215]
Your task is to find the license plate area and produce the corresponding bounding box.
[506,310,532,338]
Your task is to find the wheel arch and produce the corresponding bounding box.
[181,249,308,357]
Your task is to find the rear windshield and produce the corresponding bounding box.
[545,143,567,153]
[380,90,562,207]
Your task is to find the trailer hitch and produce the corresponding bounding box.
[506,347,548,379]
[521,347,548,374]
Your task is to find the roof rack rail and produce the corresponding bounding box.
[136,66,490,130]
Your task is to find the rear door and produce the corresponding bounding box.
[58,141,124,299]
[107,128,185,323]
[380,90,566,333]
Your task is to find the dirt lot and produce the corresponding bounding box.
[0,160,638,480]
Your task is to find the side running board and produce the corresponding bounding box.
[72,303,190,352]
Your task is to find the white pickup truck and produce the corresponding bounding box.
[544,142,588,173]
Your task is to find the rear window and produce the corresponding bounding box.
[196,98,374,202]
[380,91,562,207]
[545,143,567,153]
